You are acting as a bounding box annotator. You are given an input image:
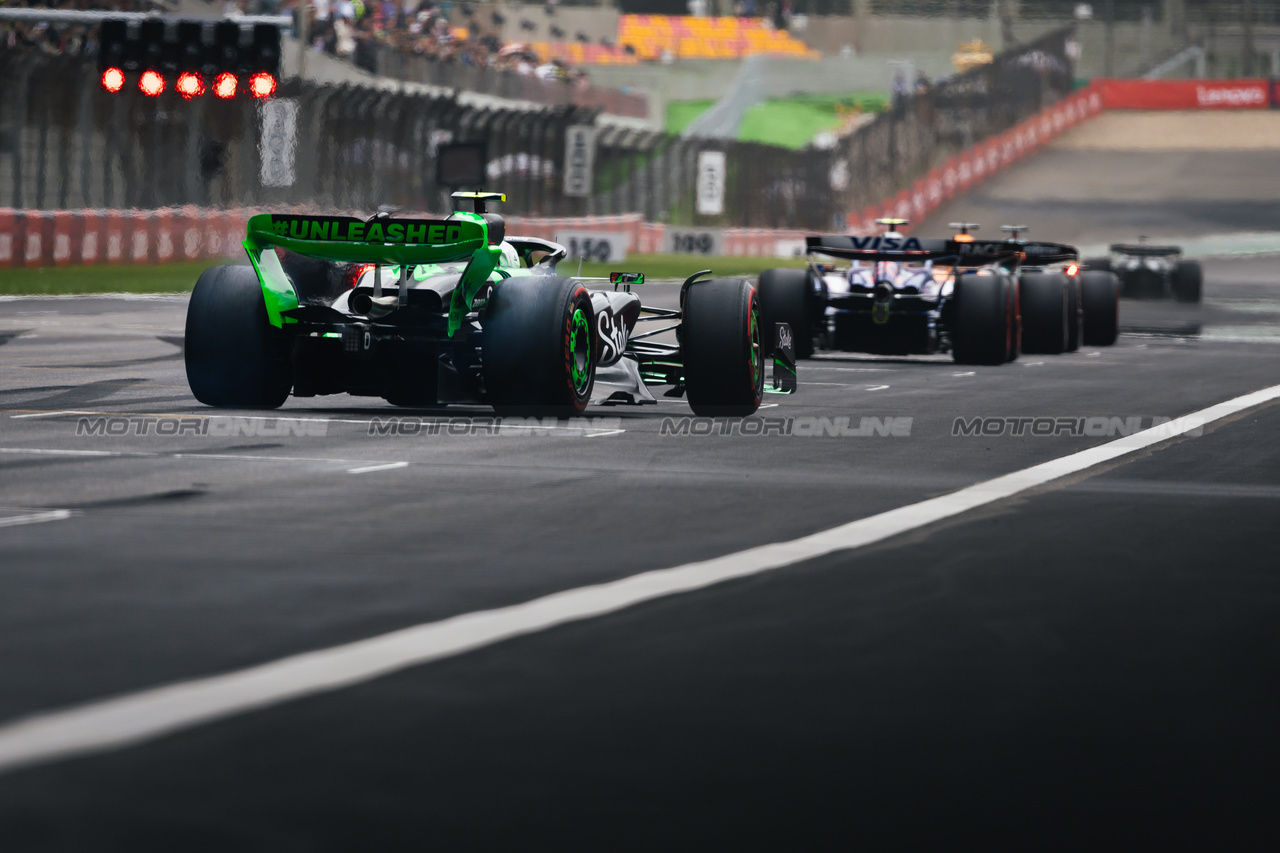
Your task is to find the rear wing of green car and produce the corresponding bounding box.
[241,211,502,334]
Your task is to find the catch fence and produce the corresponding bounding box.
[0,27,1072,232]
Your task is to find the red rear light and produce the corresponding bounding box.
[1066,263,1079,276]
[100,67,125,93]
[176,71,205,99]
[139,70,165,97]
[248,72,277,99]
[349,263,375,288]
[213,72,238,99]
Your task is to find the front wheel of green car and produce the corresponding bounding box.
[482,276,596,416]
[682,278,764,416]
[185,265,292,408]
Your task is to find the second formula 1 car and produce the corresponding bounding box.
[1001,225,1119,350]
[184,192,765,416]
[756,227,1082,365]
[1084,240,1201,302]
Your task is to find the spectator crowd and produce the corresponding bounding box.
[2,0,169,55]
[3,0,587,87]
[281,0,585,84]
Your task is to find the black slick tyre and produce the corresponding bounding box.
[1083,257,1111,273]
[1019,271,1069,355]
[757,267,814,358]
[952,272,1012,365]
[1173,260,1202,303]
[1081,271,1120,346]
[682,278,764,416]
[482,276,595,416]
[1005,275,1021,362]
[184,265,292,408]
[1066,275,1082,351]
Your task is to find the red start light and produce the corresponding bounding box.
[176,71,205,99]
[139,70,165,97]
[213,72,238,99]
[100,67,125,93]
[1066,263,1079,276]
[249,72,277,99]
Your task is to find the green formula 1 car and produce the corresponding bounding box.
[184,193,767,416]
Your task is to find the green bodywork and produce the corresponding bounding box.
[241,211,514,336]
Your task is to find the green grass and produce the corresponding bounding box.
[0,255,806,295]
[664,92,891,150]
[0,261,224,295]
[664,99,716,135]
[738,93,888,149]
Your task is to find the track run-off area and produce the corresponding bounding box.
[2,112,1280,847]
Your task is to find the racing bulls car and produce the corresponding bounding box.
[184,192,765,416]
[756,231,1081,365]
[1001,225,1120,350]
[1084,241,1202,303]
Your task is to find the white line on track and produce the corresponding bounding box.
[0,509,73,529]
[865,385,890,391]
[0,448,402,467]
[800,367,891,372]
[953,371,975,377]
[347,461,410,474]
[0,382,1277,776]
[8,411,626,434]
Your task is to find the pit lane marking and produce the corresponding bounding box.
[2,382,1277,776]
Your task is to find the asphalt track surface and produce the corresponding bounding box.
[3,126,1280,848]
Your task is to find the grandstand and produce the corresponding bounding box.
[531,42,640,66]
[617,15,819,61]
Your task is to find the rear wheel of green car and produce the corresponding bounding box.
[185,265,292,408]
[483,275,595,416]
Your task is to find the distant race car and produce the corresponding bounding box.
[756,222,1085,365]
[1000,225,1119,350]
[1084,241,1201,302]
[184,192,766,416]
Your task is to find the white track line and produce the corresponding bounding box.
[9,411,626,434]
[347,462,410,474]
[0,448,401,467]
[0,509,73,529]
[0,383,1277,776]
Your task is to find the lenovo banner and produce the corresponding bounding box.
[1100,79,1272,110]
